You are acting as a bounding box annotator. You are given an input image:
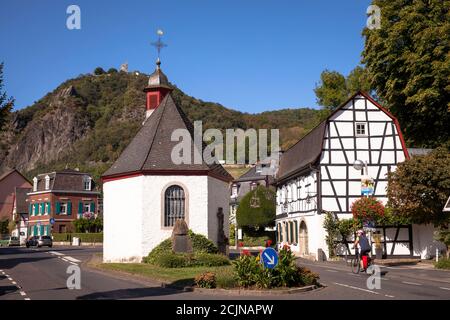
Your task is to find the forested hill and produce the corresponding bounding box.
[0,69,320,181]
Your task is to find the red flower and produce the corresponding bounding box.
[238,241,244,247]
[241,250,251,256]
[267,239,272,247]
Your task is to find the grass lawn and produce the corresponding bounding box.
[99,263,236,288]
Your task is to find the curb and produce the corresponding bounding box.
[180,285,319,296]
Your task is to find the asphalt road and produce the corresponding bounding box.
[1,246,450,300]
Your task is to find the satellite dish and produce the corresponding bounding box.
[353,160,365,171]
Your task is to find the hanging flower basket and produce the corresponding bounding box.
[351,197,385,224]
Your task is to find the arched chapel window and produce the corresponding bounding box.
[164,185,185,227]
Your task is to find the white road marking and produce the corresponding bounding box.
[439,287,450,291]
[402,281,422,286]
[61,258,69,262]
[333,282,380,295]
[69,262,78,266]
[48,251,64,256]
[326,269,338,273]
[12,281,16,285]
[385,294,395,298]
[65,256,81,263]
[7,277,13,281]
[24,298,31,300]
[19,291,26,296]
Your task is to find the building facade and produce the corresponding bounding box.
[0,169,32,222]
[102,59,233,263]
[275,92,410,259]
[27,169,100,235]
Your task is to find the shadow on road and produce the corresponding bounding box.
[76,286,182,300]
[0,285,19,297]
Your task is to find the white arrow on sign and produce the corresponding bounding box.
[264,252,275,265]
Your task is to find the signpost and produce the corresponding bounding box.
[261,247,279,269]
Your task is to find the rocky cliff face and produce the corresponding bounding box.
[1,86,91,172]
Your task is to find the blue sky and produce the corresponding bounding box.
[0,0,371,113]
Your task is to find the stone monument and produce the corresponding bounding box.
[171,219,192,253]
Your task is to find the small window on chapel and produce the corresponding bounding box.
[356,123,367,136]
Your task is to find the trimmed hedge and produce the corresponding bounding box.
[52,233,103,243]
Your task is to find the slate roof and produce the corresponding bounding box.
[277,121,326,182]
[0,168,31,184]
[102,93,233,182]
[32,169,97,193]
[234,166,274,185]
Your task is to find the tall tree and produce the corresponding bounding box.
[0,63,14,132]
[362,0,450,147]
[314,70,347,110]
[314,66,374,111]
[387,146,450,225]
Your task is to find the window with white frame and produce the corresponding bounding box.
[356,123,367,136]
[60,202,68,215]
[83,203,90,213]
[83,176,92,191]
[44,175,50,190]
[33,177,38,192]
[231,184,239,198]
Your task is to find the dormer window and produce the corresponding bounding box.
[83,176,92,191]
[45,175,50,190]
[33,177,38,192]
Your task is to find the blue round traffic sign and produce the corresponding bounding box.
[261,247,279,269]
[50,218,55,225]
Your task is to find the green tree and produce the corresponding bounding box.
[362,0,450,147]
[94,67,106,75]
[0,63,14,132]
[314,70,347,110]
[314,66,374,111]
[236,186,276,228]
[387,147,450,225]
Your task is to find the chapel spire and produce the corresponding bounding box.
[144,30,172,119]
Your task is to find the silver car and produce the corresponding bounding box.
[8,236,20,246]
[26,235,53,248]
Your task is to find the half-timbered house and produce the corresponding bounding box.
[275,91,415,259]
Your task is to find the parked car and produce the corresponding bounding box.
[8,236,20,246]
[26,236,52,248]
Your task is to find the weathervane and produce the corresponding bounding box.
[151,29,167,61]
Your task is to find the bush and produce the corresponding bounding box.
[351,197,385,223]
[188,230,218,253]
[152,252,230,268]
[144,230,218,264]
[193,253,230,267]
[435,258,450,270]
[195,272,216,289]
[236,186,276,228]
[156,253,187,268]
[232,246,320,289]
[296,266,320,286]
